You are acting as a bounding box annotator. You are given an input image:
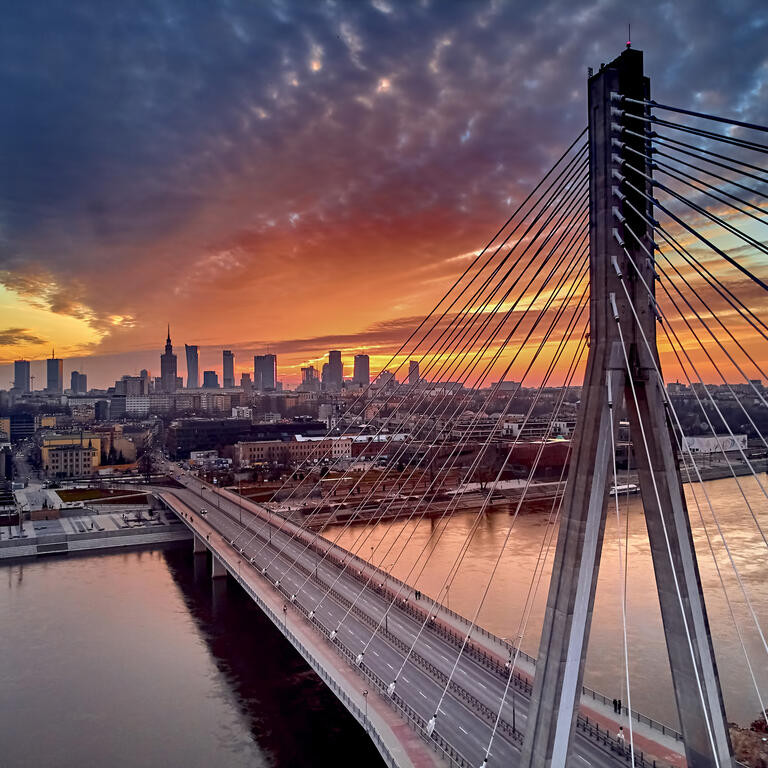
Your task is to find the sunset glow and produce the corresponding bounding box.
[0,2,766,388]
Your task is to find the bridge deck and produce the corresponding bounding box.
[158,468,686,768]
[161,490,442,768]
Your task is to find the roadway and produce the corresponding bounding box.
[160,460,647,768]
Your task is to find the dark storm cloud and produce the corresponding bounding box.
[0,0,766,371]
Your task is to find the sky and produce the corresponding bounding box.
[0,0,767,388]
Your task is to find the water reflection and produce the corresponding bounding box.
[326,475,768,728]
[162,546,385,768]
[0,545,384,768]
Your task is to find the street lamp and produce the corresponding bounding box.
[512,690,516,734]
[363,690,369,730]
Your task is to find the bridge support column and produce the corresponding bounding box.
[193,533,206,554]
[211,555,227,579]
[521,47,732,768]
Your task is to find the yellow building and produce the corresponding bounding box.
[45,445,99,477]
[41,432,102,476]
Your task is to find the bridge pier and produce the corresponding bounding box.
[211,555,227,579]
[521,48,732,768]
[193,533,206,554]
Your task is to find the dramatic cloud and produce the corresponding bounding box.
[0,328,47,347]
[0,0,766,385]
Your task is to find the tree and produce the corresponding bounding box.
[137,451,154,483]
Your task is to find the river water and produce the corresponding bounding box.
[0,546,383,768]
[328,474,768,729]
[1,475,765,767]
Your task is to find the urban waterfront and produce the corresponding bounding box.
[0,545,384,768]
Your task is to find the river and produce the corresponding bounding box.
[1,474,765,767]
[327,474,768,729]
[0,545,384,768]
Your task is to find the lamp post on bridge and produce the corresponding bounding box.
[363,690,368,731]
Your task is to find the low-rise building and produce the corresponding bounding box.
[235,436,352,467]
[45,443,99,477]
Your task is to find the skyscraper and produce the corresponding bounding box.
[253,354,277,391]
[203,370,219,388]
[301,366,317,385]
[327,350,343,390]
[240,372,252,393]
[223,350,235,388]
[70,371,88,394]
[13,360,30,392]
[353,354,370,387]
[46,351,64,394]
[408,360,420,386]
[185,345,199,389]
[160,326,178,393]
[299,365,319,392]
[140,369,151,394]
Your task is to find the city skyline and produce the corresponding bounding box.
[1,2,766,388]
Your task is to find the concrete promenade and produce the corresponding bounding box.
[0,508,191,560]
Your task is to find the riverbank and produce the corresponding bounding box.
[0,507,191,560]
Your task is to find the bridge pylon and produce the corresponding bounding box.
[520,48,734,768]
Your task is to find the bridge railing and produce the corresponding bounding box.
[198,506,471,768]
[187,490,684,761]
[266,505,683,745]
[218,554,405,767]
[580,687,683,741]
[231,531,674,768]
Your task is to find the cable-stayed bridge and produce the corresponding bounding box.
[159,47,767,768]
